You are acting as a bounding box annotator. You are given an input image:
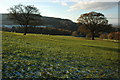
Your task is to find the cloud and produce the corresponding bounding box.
[61,2,68,6]
[67,2,118,12]
[52,0,68,6]
[51,0,119,7]
[93,0,119,2]
[51,0,119,2]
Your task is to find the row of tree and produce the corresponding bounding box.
[2,26,72,35]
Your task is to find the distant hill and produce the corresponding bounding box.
[0,14,78,31]
[41,16,78,31]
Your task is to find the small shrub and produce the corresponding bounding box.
[108,32,120,40]
[72,31,78,37]
[100,34,108,39]
[108,32,114,39]
[114,32,120,40]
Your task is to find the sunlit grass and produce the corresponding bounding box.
[2,31,119,79]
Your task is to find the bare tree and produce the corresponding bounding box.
[77,12,110,40]
[8,4,42,35]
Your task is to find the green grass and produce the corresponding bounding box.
[2,31,119,79]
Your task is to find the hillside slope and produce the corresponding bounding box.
[2,31,119,79]
[1,14,78,31]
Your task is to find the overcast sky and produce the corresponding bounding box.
[0,0,119,25]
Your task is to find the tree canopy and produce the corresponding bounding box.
[8,4,42,35]
[77,12,111,40]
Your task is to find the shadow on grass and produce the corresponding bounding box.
[82,45,119,53]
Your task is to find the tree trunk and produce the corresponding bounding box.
[24,25,27,35]
[91,32,95,40]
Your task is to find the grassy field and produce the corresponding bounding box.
[2,31,119,79]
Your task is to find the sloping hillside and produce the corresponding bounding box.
[2,31,119,79]
[1,14,78,31]
[41,16,78,31]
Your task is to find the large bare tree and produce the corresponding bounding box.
[8,4,42,35]
[77,12,110,40]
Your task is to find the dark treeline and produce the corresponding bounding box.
[72,25,120,37]
[1,24,120,37]
[2,25,120,36]
[2,26,72,35]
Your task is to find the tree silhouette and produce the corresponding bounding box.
[77,12,110,40]
[8,4,42,35]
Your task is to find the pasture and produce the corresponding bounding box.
[2,31,119,79]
